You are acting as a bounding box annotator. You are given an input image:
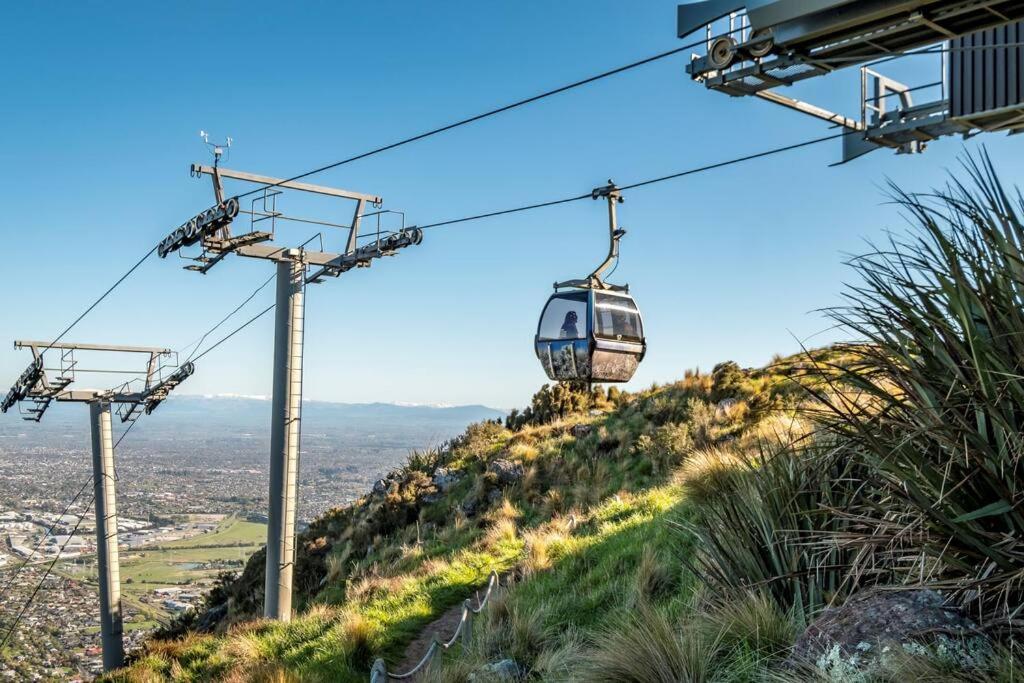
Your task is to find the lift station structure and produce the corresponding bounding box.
[678,0,1024,162]
[160,151,423,622]
[1,342,193,672]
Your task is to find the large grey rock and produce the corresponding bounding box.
[791,588,983,674]
[715,398,739,414]
[194,601,227,632]
[420,491,442,505]
[571,423,593,439]
[487,459,524,486]
[468,659,524,682]
[371,479,389,496]
[432,467,462,492]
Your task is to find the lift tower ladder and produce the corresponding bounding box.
[1,341,194,674]
[160,161,423,623]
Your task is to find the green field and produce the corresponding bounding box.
[154,517,266,549]
[60,516,267,620]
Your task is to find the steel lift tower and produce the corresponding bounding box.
[1,342,193,672]
[160,151,422,621]
[678,0,1024,162]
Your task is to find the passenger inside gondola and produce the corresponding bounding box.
[560,311,579,339]
[538,292,587,341]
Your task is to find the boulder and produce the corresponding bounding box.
[461,497,479,518]
[432,467,462,493]
[371,479,389,496]
[194,601,227,632]
[715,398,739,414]
[571,424,593,439]
[468,659,524,682]
[486,459,524,487]
[790,588,982,673]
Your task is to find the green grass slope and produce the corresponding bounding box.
[110,357,815,682]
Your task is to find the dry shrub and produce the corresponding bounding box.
[676,447,741,502]
[224,630,269,664]
[685,440,865,622]
[508,441,540,463]
[325,550,349,585]
[223,661,301,683]
[577,604,724,683]
[483,516,519,550]
[698,591,797,657]
[467,590,553,667]
[522,522,571,577]
[140,631,214,662]
[633,546,678,604]
[541,489,565,518]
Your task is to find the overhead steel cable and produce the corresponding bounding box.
[39,245,158,356]
[181,128,858,365]
[0,490,96,653]
[416,193,593,230]
[0,412,142,654]
[418,130,854,230]
[231,41,708,200]
[0,479,91,598]
[223,37,1009,200]
[180,273,277,363]
[615,130,851,192]
[189,304,277,364]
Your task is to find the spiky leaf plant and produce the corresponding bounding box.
[809,150,1024,628]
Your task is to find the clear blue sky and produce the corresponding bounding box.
[1,1,1022,411]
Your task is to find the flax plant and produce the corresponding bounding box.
[808,150,1024,628]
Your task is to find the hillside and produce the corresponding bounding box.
[109,155,1024,682]
[111,356,815,682]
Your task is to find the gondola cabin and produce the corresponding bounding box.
[535,288,646,383]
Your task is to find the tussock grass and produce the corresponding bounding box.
[577,604,724,683]
[684,439,865,622]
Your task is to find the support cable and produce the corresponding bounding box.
[228,39,1020,200]
[233,41,708,200]
[179,273,277,363]
[0,412,142,652]
[39,246,157,356]
[417,130,852,230]
[0,491,96,653]
[189,304,277,364]
[0,479,91,598]
[176,131,856,370]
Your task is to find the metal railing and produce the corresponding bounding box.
[369,570,501,682]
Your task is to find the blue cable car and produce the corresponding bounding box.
[535,183,647,383]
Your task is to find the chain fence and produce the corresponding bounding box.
[370,570,501,681]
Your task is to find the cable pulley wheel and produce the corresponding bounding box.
[744,29,773,59]
[707,36,737,70]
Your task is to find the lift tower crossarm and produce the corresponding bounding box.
[14,341,171,355]
[190,165,382,204]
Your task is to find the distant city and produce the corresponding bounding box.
[0,396,502,680]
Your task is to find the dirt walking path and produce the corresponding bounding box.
[393,600,470,677]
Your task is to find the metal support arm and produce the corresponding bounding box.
[555,182,628,292]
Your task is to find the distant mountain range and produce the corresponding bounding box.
[0,395,505,445]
